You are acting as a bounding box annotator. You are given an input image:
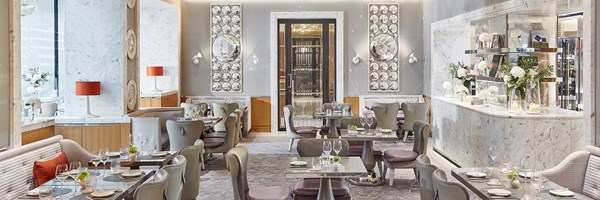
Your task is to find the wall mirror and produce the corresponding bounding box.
[370,34,398,61]
[368,3,400,92]
[211,4,242,92]
[212,34,240,62]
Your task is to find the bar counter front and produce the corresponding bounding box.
[431,96,588,169]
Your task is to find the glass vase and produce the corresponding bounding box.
[526,81,542,114]
[509,89,525,114]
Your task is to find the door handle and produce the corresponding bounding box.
[288,74,293,89]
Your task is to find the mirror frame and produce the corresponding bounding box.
[368,3,400,92]
[210,3,243,93]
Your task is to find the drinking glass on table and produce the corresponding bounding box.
[69,161,82,196]
[331,101,337,111]
[366,117,374,133]
[99,148,109,177]
[488,146,499,167]
[120,148,130,159]
[333,139,342,156]
[38,186,53,200]
[359,117,366,130]
[200,104,208,117]
[110,160,121,174]
[322,140,332,157]
[55,163,69,198]
[91,152,101,172]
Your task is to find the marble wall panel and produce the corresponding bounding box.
[430,26,471,96]
[63,0,124,116]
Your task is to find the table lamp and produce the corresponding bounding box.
[75,81,101,118]
[147,66,164,92]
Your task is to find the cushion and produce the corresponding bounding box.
[205,131,227,138]
[583,155,600,199]
[33,152,69,186]
[296,129,317,136]
[293,178,350,196]
[246,186,292,200]
[203,138,225,148]
[384,150,418,163]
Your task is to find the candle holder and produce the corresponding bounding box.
[526,81,542,114]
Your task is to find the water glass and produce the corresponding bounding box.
[84,175,97,193]
[322,141,332,156]
[311,157,321,170]
[333,139,342,156]
[375,127,383,136]
[110,160,121,174]
[120,148,130,159]
[326,109,332,116]
[38,186,53,200]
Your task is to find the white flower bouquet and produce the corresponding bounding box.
[22,67,50,95]
[500,57,553,100]
[447,62,473,89]
[478,33,492,42]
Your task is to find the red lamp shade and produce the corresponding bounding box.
[75,81,101,96]
[147,66,164,76]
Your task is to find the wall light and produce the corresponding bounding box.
[192,52,202,64]
[408,53,418,64]
[252,53,259,64]
[352,54,360,64]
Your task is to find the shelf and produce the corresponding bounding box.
[293,68,321,72]
[292,45,322,48]
[465,48,563,55]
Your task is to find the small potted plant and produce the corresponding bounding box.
[331,156,342,170]
[128,146,138,160]
[348,125,358,136]
[507,171,520,188]
[77,171,90,188]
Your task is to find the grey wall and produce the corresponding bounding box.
[181,0,423,97]
[0,1,9,149]
[422,0,509,96]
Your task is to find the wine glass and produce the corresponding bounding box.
[91,152,101,172]
[69,161,82,196]
[322,140,332,156]
[359,117,366,130]
[366,117,374,133]
[333,139,342,156]
[532,169,544,199]
[99,148,109,177]
[489,146,499,167]
[55,163,68,198]
[200,104,208,117]
[335,103,342,112]
[331,101,337,112]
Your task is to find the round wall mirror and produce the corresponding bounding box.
[212,34,240,62]
[370,34,398,61]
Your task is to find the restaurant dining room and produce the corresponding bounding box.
[0,0,599,199]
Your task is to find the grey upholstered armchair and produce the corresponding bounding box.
[204,114,238,166]
[383,120,430,186]
[166,120,205,151]
[177,140,205,199]
[226,146,293,200]
[162,155,187,200]
[284,105,317,152]
[212,102,240,132]
[416,155,438,200]
[372,102,400,131]
[133,169,169,200]
[432,169,470,200]
[542,145,600,199]
[400,102,430,142]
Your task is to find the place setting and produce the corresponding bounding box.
[103,170,145,182]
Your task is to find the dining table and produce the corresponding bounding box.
[176,116,223,127]
[452,167,588,200]
[285,156,367,200]
[110,151,176,169]
[340,129,398,186]
[313,112,352,138]
[17,169,155,200]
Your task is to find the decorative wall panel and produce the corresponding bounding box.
[211,4,242,92]
[368,3,399,92]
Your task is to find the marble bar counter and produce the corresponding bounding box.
[23,116,131,130]
[22,118,55,132]
[431,96,588,169]
[140,90,178,98]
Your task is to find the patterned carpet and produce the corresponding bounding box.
[196,132,458,200]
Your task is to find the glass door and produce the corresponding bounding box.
[278,19,336,130]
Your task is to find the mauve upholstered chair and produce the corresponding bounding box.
[432,169,470,200]
[162,155,187,200]
[383,120,430,186]
[284,105,317,152]
[416,155,438,200]
[133,169,169,200]
[400,102,430,142]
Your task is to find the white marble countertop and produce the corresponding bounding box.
[140,90,178,98]
[432,96,583,119]
[21,118,55,132]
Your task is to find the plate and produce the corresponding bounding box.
[212,15,221,24]
[549,189,575,197]
[108,152,121,157]
[355,128,366,131]
[389,5,398,14]
[26,188,39,196]
[487,189,511,197]
[380,5,388,14]
[222,83,232,91]
[380,24,389,33]
[370,24,379,33]
[126,80,137,112]
[121,170,143,177]
[381,129,392,133]
[519,172,533,178]
[150,151,168,157]
[370,82,379,90]
[380,82,388,90]
[222,16,231,24]
[466,171,486,178]
[290,161,307,166]
[126,29,137,59]
[390,15,398,24]
[380,15,388,23]
[369,5,379,14]
[211,6,221,14]
[91,190,115,198]
[232,82,241,91]
[212,83,222,91]
[231,5,241,14]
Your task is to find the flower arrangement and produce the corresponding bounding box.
[128,146,138,154]
[349,125,358,131]
[478,33,492,42]
[22,67,50,95]
[478,61,490,75]
[455,85,469,96]
[77,171,90,187]
[447,62,473,88]
[331,156,341,164]
[500,57,553,101]
[507,171,521,188]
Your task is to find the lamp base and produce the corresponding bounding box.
[82,114,99,118]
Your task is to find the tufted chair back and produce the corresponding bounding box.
[177,140,204,200]
[162,155,187,200]
[432,169,469,200]
[166,120,205,151]
[372,103,400,131]
[226,146,250,200]
[416,155,437,200]
[401,103,430,131]
[134,169,169,200]
[212,103,240,132]
[297,139,349,157]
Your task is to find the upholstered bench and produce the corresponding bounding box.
[543,145,600,200]
[0,135,92,199]
[128,107,184,151]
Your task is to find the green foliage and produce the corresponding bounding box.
[350,125,358,131]
[77,171,90,182]
[507,171,518,180]
[331,156,341,163]
[128,146,138,154]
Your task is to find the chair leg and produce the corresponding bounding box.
[200,153,206,170]
[376,161,383,180]
[382,165,388,180]
[288,139,295,152]
[388,168,395,186]
[223,153,228,167]
[403,131,409,143]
